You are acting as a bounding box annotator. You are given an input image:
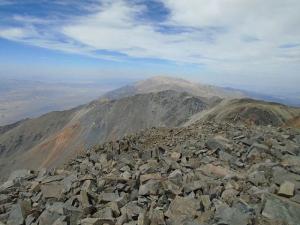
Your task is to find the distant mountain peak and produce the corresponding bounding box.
[105,76,247,100]
[139,75,193,84]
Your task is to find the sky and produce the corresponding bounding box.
[0,0,300,95]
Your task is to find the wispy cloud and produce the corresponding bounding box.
[0,0,300,75]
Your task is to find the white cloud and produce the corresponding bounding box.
[60,0,300,67]
[0,27,29,40]
[0,0,300,89]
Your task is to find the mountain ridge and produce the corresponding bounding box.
[0,90,209,181]
[0,77,299,182]
[103,76,247,100]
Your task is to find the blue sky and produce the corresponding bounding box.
[0,0,300,95]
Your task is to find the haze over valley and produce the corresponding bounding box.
[0,78,131,126]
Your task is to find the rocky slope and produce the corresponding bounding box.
[0,90,208,180]
[0,77,299,182]
[1,121,300,225]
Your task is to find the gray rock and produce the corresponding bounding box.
[281,155,300,173]
[200,195,211,211]
[291,194,300,204]
[137,212,150,225]
[62,173,77,193]
[52,216,68,225]
[0,180,15,193]
[41,175,65,184]
[138,180,161,196]
[221,189,239,205]
[41,182,64,199]
[63,199,83,225]
[183,180,205,193]
[140,173,162,184]
[168,169,182,186]
[248,171,267,186]
[162,180,182,195]
[165,196,200,221]
[278,181,295,197]
[272,166,300,189]
[219,150,235,162]
[7,202,27,225]
[38,209,60,225]
[206,135,231,151]
[170,151,182,161]
[149,208,164,225]
[25,214,36,225]
[262,194,300,225]
[0,194,10,205]
[92,207,115,224]
[122,202,143,220]
[215,203,250,225]
[101,192,121,202]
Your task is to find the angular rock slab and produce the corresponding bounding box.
[7,203,25,225]
[278,181,295,197]
[262,194,300,225]
[165,196,200,221]
[215,204,251,225]
[41,182,64,199]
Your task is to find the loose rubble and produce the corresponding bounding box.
[0,121,300,225]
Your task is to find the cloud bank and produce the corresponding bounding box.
[0,0,299,83]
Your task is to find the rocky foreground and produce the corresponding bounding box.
[1,121,300,225]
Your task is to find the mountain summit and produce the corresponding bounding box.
[0,77,300,225]
[0,77,299,182]
[104,76,246,100]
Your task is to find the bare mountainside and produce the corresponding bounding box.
[104,76,247,100]
[0,90,208,181]
[0,77,299,181]
[187,98,300,127]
